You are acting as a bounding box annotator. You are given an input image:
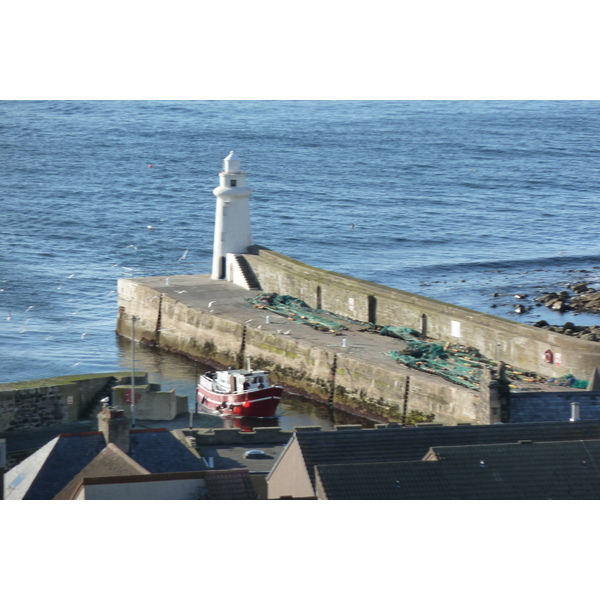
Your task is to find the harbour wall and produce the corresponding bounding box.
[116,247,600,425]
[116,268,487,425]
[0,373,132,434]
[244,247,600,383]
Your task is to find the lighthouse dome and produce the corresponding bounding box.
[223,151,241,174]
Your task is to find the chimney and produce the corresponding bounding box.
[570,402,580,422]
[98,405,130,453]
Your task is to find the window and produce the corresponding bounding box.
[231,179,237,187]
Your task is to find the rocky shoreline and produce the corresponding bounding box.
[526,281,600,341]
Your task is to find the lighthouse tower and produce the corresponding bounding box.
[211,151,253,280]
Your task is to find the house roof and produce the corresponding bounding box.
[204,469,257,500]
[4,428,204,500]
[315,439,600,500]
[4,432,107,500]
[292,420,600,489]
[54,443,150,500]
[127,429,204,473]
[510,391,600,423]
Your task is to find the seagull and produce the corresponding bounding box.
[165,278,170,286]
[175,290,187,294]
[7,311,11,321]
[128,245,138,250]
[67,274,75,279]
[147,225,155,230]
[26,305,35,312]
[245,319,253,323]
[81,333,88,339]
[179,249,189,261]
[208,301,216,308]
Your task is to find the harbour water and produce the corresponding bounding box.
[2,100,600,428]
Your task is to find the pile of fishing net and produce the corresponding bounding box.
[378,325,420,341]
[246,293,350,333]
[387,340,488,389]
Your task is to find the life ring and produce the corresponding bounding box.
[544,349,553,363]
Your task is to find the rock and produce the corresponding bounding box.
[533,320,550,328]
[569,282,592,294]
[571,290,600,314]
[550,300,570,312]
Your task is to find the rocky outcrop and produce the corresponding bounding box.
[533,319,600,341]
[535,282,600,316]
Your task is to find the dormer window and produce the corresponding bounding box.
[231,179,237,187]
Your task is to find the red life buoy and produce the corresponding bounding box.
[544,349,553,363]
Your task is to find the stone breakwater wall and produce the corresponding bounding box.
[245,247,600,383]
[116,273,484,425]
[0,373,132,433]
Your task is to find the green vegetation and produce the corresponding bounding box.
[0,372,133,392]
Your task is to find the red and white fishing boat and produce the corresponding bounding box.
[197,366,283,418]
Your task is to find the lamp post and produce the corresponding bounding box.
[131,316,137,428]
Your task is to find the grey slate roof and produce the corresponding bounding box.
[315,439,600,500]
[204,469,257,500]
[128,429,204,473]
[5,432,107,500]
[4,428,204,500]
[510,391,600,423]
[293,420,600,489]
[54,443,150,500]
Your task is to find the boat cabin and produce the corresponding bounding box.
[211,369,270,394]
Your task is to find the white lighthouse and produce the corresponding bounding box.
[211,151,253,280]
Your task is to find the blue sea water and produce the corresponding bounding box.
[2,100,600,423]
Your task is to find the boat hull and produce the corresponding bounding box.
[196,384,283,418]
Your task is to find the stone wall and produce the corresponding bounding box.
[117,282,482,424]
[116,248,600,425]
[334,352,486,426]
[0,373,134,434]
[245,247,600,383]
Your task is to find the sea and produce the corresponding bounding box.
[2,100,600,429]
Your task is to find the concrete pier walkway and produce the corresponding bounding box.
[130,274,416,370]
